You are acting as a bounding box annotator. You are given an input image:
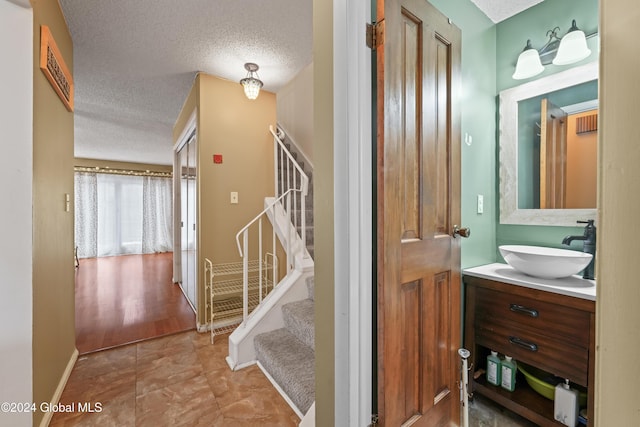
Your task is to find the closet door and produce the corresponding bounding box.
[185,137,197,308]
[178,134,197,310]
[179,142,191,307]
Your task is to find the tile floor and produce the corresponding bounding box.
[50,331,299,426]
[51,329,535,427]
[468,394,537,427]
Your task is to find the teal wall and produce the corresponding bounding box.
[495,0,599,257]
[430,0,498,268]
[425,0,599,268]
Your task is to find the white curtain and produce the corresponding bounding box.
[97,174,144,256]
[142,176,173,253]
[74,172,98,258]
[75,172,173,258]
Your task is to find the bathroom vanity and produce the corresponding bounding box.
[463,263,595,426]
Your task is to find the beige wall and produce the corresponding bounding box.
[173,76,198,142]
[174,73,276,326]
[276,62,314,163]
[596,0,640,424]
[565,111,597,209]
[313,0,334,424]
[31,0,76,425]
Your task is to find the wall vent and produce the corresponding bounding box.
[576,113,598,134]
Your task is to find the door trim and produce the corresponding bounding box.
[172,109,196,286]
[331,0,374,424]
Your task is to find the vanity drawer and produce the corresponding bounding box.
[476,319,589,386]
[475,287,590,348]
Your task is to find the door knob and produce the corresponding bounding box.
[453,225,471,238]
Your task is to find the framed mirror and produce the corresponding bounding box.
[499,61,598,226]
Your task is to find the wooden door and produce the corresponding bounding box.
[376,0,462,425]
[540,98,568,209]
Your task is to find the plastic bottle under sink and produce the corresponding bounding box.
[486,350,501,386]
[500,356,517,392]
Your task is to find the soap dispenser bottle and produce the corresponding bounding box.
[554,379,579,427]
[486,351,502,386]
[500,356,517,392]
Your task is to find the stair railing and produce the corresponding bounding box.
[235,188,302,322]
[270,125,309,256]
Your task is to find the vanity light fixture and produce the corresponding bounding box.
[512,19,595,80]
[552,20,592,66]
[512,40,545,80]
[239,62,263,100]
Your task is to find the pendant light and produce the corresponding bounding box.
[240,63,263,100]
[512,40,544,80]
[552,20,592,66]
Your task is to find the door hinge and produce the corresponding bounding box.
[370,414,379,426]
[366,20,385,50]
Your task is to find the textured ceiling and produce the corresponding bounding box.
[60,0,312,165]
[470,0,543,23]
[60,0,537,166]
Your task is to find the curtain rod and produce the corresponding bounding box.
[74,166,172,178]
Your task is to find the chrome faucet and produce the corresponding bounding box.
[562,220,596,280]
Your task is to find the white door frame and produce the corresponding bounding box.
[173,109,197,311]
[332,0,373,424]
[0,1,33,424]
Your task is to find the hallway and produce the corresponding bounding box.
[49,331,299,426]
[75,253,195,354]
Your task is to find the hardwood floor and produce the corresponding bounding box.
[75,253,196,354]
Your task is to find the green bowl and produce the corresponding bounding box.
[517,362,587,407]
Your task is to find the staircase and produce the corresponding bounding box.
[254,276,315,416]
[275,126,314,260]
[228,125,315,420]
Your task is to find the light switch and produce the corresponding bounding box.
[477,194,484,214]
[230,192,238,204]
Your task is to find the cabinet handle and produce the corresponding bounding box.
[508,336,538,352]
[509,304,539,318]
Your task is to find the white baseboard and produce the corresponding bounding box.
[39,348,79,427]
[197,316,243,334]
[225,356,255,371]
[256,361,303,419]
[299,402,315,427]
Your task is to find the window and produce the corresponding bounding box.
[75,172,172,258]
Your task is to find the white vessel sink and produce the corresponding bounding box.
[499,245,593,279]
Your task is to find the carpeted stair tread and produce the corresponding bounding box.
[254,328,315,414]
[293,208,314,224]
[306,277,314,300]
[282,299,315,350]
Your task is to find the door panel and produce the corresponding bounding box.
[377,0,462,425]
[400,9,422,241]
[186,137,197,308]
[178,135,197,311]
[180,143,189,299]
